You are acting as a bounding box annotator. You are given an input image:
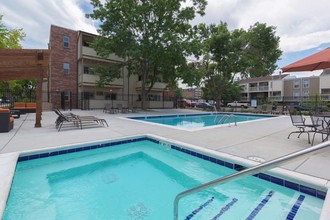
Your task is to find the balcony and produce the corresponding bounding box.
[82,46,124,62]
[135,81,167,91]
[79,73,124,88]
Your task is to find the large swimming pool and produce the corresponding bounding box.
[3,136,325,219]
[129,113,274,129]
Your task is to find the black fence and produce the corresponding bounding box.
[1,87,329,112]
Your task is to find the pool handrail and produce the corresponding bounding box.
[173,141,330,220]
[215,114,237,126]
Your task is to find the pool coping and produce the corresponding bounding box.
[121,112,283,132]
[0,134,329,219]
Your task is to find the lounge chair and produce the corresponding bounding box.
[54,109,108,131]
[287,106,316,144]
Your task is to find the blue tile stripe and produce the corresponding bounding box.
[185,197,215,220]
[17,137,155,162]
[245,190,274,220]
[286,195,305,220]
[17,136,326,200]
[211,198,238,220]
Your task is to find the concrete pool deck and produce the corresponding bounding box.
[1,108,330,219]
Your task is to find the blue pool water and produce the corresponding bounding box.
[4,138,324,219]
[129,113,274,128]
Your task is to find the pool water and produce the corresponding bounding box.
[4,140,324,219]
[130,113,273,128]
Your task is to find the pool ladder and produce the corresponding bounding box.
[214,114,237,126]
[173,141,330,220]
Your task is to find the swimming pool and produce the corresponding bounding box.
[3,136,326,219]
[129,113,275,129]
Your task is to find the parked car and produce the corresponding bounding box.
[0,96,10,103]
[178,99,193,108]
[227,101,249,108]
[295,103,327,112]
[195,102,214,110]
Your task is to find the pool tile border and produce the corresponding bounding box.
[17,136,326,200]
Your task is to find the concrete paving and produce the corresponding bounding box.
[1,108,330,182]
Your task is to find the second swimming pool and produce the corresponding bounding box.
[3,137,325,219]
[129,113,275,129]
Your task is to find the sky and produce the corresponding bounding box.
[1,0,330,77]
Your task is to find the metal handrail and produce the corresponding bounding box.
[216,114,237,126]
[173,141,330,220]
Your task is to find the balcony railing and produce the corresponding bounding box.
[82,46,124,62]
[135,81,167,91]
[79,73,124,87]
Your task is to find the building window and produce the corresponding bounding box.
[96,91,104,96]
[293,80,300,89]
[63,36,70,48]
[293,91,300,99]
[303,90,309,98]
[84,66,95,75]
[64,91,70,101]
[303,79,309,88]
[63,63,70,74]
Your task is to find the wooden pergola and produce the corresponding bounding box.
[0,49,50,127]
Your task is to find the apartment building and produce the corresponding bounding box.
[238,70,330,103]
[47,25,172,110]
[239,74,289,103]
[283,76,319,102]
[182,87,202,100]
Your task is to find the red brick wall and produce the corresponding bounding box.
[49,25,78,109]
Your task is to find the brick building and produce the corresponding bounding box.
[46,25,172,110]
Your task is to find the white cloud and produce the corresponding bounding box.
[1,0,330,54]
[194,0,330,53]
[0,0,97,49]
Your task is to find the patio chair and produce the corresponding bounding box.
[310,114,330,145]
[287,106,316,144]
[103,104,116,114]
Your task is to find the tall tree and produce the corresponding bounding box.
[191,22,282,108]
[0,15,25,49]
[243,22,282,78]
[87,0,207,109]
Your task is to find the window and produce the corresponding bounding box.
[293,91,300,99]
[63,36,70,48]
[303,79,309,88]
[293,80,300,89]
[96,91,104,96]
[84,66,95,75]
[63,63,70,74]
[303,90,309,98]
[64,91,70,101]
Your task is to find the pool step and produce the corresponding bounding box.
[184,191,307,220]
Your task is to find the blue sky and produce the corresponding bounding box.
[1,0,330,76]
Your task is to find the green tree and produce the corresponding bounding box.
[0,15,25,49]
[243,22,282,78]
[87,0,207,109]
[191,22,281,109]
[0,14,27,100]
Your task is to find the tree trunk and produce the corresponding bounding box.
[141,58,148,110]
